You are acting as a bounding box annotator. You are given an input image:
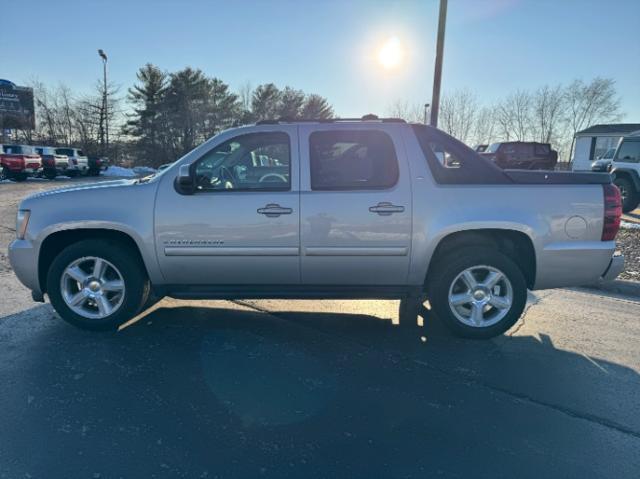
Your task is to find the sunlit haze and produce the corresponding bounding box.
[2,0,639,119]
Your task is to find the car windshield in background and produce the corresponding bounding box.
[55,148,74,156]
[601,148,616,160]
[486,143,501,153]
[5,145,35,155]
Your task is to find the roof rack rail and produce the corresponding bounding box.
[256,115,406,125]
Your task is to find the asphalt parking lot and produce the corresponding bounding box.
[1,178,639,478]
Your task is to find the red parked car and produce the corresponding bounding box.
[480,142,558,170]
[0,144,42,181]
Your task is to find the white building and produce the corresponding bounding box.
[571,123,640,171]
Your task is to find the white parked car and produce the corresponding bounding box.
[54,147,88,176]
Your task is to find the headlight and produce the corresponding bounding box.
[16,210,31,240]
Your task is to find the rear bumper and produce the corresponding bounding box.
[602,253,624,281]
[8,239,42,295]
[534,241,620,289]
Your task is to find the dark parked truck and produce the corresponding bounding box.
[0,144,42,181]
[481,142,558,170]
[87,156,109,176]
[9,119,624,339]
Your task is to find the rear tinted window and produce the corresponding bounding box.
[309,130,399,190]
[412,125,508,185]
[534,144,550,155]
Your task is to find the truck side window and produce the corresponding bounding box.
[193,132,291,191]
[614,141,640,163]
[309,130,399,190]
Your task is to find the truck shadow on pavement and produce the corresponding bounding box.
[1,303,639,478]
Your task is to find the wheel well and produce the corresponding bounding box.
[427,229,536,289]
[38,229,146,293]
[613,170,640,191]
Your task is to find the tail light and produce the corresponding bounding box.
[602,183,622,241]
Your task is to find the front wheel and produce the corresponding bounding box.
[614,177,639,213]
[427,247,527,339]
[47,239,150,331]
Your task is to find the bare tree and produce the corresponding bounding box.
[564,78,622,157]
[439,89,479,144]
[472,106,497,147]
[531,84,565,144]
[386,99,423,123]
[495,90,533,141]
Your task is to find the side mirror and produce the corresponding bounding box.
[175,164,196,195]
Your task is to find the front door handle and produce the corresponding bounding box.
[369,202,405,216]
[257,203,293,217]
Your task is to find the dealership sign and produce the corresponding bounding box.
[0,79,35,129]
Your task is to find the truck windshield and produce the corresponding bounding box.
[4,145,35,155]
[486,143,501,153]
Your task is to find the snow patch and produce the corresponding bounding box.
[621,221,640,230]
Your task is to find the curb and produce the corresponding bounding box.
[578,279,640,298]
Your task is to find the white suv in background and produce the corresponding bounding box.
[611,135,640,212]
[54,147,89,176]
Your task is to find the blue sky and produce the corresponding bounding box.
[3,0,639,119]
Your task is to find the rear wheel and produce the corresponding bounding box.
[614,177,639,213]
[47,239,150,331]
[44,169,57,180]
[12,173,27,182]
[427,247,527,339]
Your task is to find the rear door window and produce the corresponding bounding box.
[309,130,399,190]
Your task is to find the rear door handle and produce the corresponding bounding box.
[257,203,293,217]
[369,202,405,216]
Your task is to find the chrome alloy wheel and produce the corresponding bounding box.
[60,256,125,319]
[447,265,513,328]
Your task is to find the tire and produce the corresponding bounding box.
[44,169,57,180]
[614,177,639,213]
[67,170,78,178]
[12,173,27,182]
[427,246,527,339]
[0,167,8,181]
[47,239,150,331]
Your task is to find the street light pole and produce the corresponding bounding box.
[430,0,448,128]
[98,49,108,155]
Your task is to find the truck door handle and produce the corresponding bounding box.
[369,202,405,216]
[257,204,293,217]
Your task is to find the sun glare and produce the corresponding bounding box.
[378,37,404,70]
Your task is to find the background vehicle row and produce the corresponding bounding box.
[0,144,107,181]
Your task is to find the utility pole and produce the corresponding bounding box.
[98,49,108,155]
[430,0,448,128]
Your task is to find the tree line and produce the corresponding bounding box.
[388,77,623,161]
[16,71,622,166]
[20,64,334,166]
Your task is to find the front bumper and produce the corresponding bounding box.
[602,253,624,281]
[8,239,42,295]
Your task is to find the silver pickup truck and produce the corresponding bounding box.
[9,118,624,338]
